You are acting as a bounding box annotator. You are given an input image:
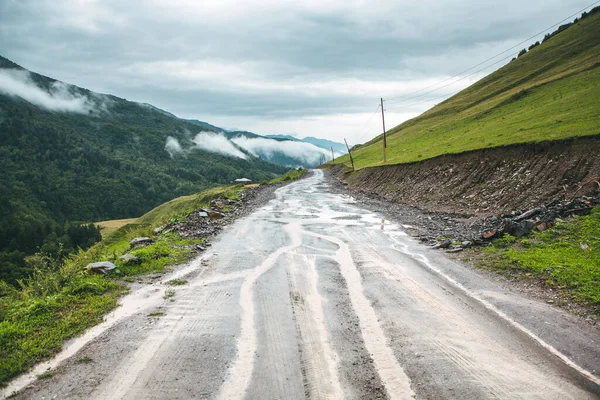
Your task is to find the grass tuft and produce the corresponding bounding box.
[166,279,188,286]
[35,371,54,380]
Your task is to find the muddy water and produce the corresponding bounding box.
[7,169,600,399]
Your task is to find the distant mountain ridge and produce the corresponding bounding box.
[135,112,347,168]
[302,136,346,153]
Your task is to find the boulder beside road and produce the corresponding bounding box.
[130,237,153,248]
[85,261,117,274]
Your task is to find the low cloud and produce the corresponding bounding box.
[231,136,336,167]
[0,68,107,113]
[165,136,184,158]
[192,131,247,159]
[164,130,341,166]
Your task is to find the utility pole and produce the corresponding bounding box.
[381,97,387,162]
[331,147,335,162]
[344,138,354,170]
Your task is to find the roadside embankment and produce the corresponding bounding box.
[330,135,600,217]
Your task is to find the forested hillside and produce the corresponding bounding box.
[0,56,286,284]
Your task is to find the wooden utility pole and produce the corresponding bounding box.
[381,97,387,162]
[344,138,354,170]
[331,147,335,162]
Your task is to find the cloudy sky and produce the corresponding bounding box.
[0,0,594,144]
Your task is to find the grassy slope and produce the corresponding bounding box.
[334,11,600,169]
[269,168,308,183]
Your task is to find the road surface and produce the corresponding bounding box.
[10,170,600,399]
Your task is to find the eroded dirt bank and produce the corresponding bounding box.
[332,135,600,217]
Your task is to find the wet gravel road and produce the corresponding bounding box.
[9,170,600,399]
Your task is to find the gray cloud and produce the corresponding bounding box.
[165,136,184,158]
[0,0,591,142]
[0,68,107,113]
[192,132,248,159]
[231,136,338,167]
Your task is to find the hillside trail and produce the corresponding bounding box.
[9,170,600,399]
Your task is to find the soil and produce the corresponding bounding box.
[333,134,600,217]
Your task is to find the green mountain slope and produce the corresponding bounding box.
[302,136,346,153]
[335,7,600,169]
[0,57,286,283]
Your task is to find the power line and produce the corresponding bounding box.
[384,0,600,104]
[353,104,381,143]
[386,52,515,109]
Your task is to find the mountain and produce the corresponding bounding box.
[302,136,346,153]
[133,114,346,169]
[181,118,224,132]
[226,131,337,168]
[265,134,301,141]
[0,56,287,284]
[334,6,600,169]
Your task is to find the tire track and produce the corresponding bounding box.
[304,230,415,399]
[287,252,344,400]
[216,221,300,400]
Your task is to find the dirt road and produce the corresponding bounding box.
[10,170,600,399]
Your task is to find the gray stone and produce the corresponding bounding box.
[85,261,117,274]
[432,240,452,249]
[503,219,534,237]
[130,237,153,248]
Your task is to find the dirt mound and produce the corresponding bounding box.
[333,135,600,217]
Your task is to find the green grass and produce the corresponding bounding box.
[333,11,600,170]
[0,183,249,387]
[269,168,307,184]
[0,271,124,386]
[95,218,138,238]
[479,207,600,304]
[147,311,165,318]
[166,279,188,286]
[35,371,54,380]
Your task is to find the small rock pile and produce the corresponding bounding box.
[429,195,599,252]
[478,196,598,240]
[156,188,262,241]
